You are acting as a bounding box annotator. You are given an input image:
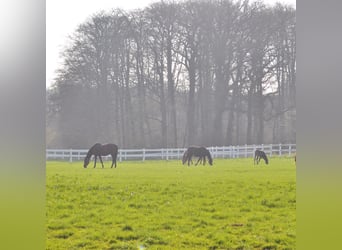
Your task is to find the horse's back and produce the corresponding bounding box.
[90,143,118,156]
[187,146,210,157]
[102,143,118,155]
[255,149,261,155]
[103,143,118,149]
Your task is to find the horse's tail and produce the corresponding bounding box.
[113,144,119,156]
[206,149,213,165]
[264,154,269,164]
[182,150,188,165]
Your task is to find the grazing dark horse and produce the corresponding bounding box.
[182,146,213,166]
[254,149,269,165]
[84,143,118,168]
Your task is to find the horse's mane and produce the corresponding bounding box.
[86,143,100,159]
[85,149,92,160]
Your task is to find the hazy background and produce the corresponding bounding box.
[0,0,45,249]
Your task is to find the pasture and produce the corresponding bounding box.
[46,158,296,249]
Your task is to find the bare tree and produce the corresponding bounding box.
[47,0,296,149]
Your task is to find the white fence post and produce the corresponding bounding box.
[69,149,72,163]
[142,148,145,162]
[289,144,292,156]
[119,150,122,162]
[279,143,282,156]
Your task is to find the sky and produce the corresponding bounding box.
[46,0,296,88]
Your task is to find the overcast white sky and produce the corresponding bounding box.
[46,0,296,88]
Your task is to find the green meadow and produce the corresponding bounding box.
[46,158,296,249]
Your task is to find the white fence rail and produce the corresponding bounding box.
[46,144,296,162]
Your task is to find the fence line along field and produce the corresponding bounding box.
[46,158,296,249]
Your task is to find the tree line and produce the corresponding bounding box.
[46,0,296,149]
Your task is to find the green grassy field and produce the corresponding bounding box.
[46,158,296,250]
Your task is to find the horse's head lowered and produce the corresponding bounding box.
[208,156,213,165]
[206,149,213,165]
[84,156,90,168]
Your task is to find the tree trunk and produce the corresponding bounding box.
[212,64,226,146]
[166,35,177,147]
[186,57,196,146]
[136,41,146,148]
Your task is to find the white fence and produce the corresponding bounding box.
[46,144,296,162]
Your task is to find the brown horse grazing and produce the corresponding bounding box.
[84,143,118,168]
[254,149,269,165]
[182,146,213,166]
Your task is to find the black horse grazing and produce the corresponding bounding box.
[84,143,118,168]
[182,146,213,166]
[254,149,269,165]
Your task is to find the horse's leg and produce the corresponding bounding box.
[111,154,117,168]
[99,155,104,168]
[196,156,202,166]
[203,156,206,165]
[94,155,97,168]
[111,155,114,168]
